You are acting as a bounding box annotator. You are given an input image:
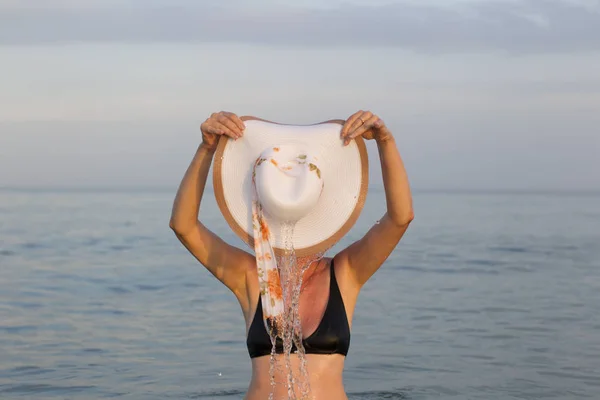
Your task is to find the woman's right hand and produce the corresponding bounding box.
[200,111,246,151]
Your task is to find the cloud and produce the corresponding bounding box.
[0,0,599,52]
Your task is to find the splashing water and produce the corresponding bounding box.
[265,221,324,400]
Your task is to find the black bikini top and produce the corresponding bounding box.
[246,259,351,358]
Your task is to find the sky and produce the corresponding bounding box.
[0,0,599,191]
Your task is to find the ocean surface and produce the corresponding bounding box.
[1,187,599,400]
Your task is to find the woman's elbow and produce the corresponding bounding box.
[169,217,200,238]
[169,218,188,236]
[391,209,414,228]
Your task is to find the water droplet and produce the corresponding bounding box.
[265,222,314,399]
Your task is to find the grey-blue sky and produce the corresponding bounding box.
[0,0,599,191]
[2,0,600,52]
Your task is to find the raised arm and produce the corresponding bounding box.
[337,110,414,286]
[169,112,255,307]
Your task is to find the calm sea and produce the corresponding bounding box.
[1,188,599,399]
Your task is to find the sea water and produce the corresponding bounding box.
[1,187,599,399]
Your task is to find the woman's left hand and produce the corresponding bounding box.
[340,110,393,146]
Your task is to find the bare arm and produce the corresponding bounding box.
[338,111,414,286]
[169,112,255,306]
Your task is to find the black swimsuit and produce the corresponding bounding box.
[246,259,351,358]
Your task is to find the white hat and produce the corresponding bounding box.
[213,116,369,257]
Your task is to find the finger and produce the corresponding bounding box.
[204,111,238,134]
[342,110,367,137]
[203,124,223,136]
[344,111,372,138]
[201,120,220,134]
[341,110,364,138]
[350,114,379,138]
[217,114,242,137]
[344,114,379,145]
[344,111,373,138]
[224,112,246,132]
[212,121,238,139]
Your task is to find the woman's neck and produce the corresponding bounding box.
[300,257,327,286]
[275,255,327,288]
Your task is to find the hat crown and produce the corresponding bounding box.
[254,145,323,223]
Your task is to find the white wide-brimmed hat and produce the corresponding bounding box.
[213,116,369,257]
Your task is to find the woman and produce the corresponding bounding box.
[169,110,413,399]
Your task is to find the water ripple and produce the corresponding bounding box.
[0,384,97,394]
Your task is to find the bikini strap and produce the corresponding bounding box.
[329,258,341,295]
